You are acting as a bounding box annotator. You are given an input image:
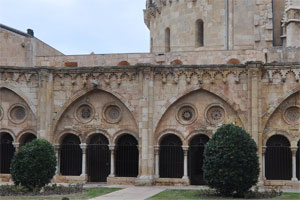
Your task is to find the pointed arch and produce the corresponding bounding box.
[52,87,138,134]
[154,85,245,135]
[263,86,300,131]
[0,84,36,116]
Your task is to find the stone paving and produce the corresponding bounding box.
[89,186,165,200]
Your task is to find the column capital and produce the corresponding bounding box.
[80,143,87,148]
[80,143,87,153]
[290,147,298,155]
[12,142,20,148]
[108,144,115,151]
[262,146,267,154]
[54,144,60,150]
[182,146,189,151]
[154,145,160,155]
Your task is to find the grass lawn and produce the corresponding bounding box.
[148,190,300,200]
[0,187,121,200]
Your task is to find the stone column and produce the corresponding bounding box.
[54,144,60,175]
[37,70,54,141]
[109,145,115,177]
[291,147,298,181]
[135,66,154,185]
[262,146,266,181]
[182,146,189,179]
[154,145,160,178]
[80,143,87,176]
[12,142,20,151]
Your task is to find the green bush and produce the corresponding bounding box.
[203,124,259,197]
[10,139,57,191]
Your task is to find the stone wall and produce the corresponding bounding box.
[0,25,63,67]
[145,0,278,52]
[0,63,299,187]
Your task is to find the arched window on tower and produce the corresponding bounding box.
[195,19,204,47]
[165,28,170,52]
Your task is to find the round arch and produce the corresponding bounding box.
[0,132,15,173]
[0,85,37,116]
[55,129,82,144]
[17,131,37,146]
[112,129,139,145]
[154,86,245,136]
[263,130,293,147]
[159,134,184,178]
[0,129,16,142]
[52,88,137,135]
[115,133,139,177]
[265,134,292,180]
[188,134,210,185]
[16,129,37,143]
[185,131,212,145]
[156,129,185,146]
[85,129,111,145]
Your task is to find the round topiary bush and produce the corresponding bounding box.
[10,139,57,191]
[203,124,259,197]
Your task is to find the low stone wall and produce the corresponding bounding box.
[54,175,87,184]
[107,177,136,185]
[35,50,265,67]
[264,180,300,190]
[154,178,189,186]
[0,174,11,182]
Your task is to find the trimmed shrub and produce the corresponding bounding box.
[10,139,57,191]
[203,124,259,197]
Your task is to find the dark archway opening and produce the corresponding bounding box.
[87,134,110,182]
[296,140,300,179]
[188,134,209,185]
[60,134,82,176]
[159,134,183,178]
[0,133,15,173]
[115,134,138,177]
[20,133,37,146]
[265,135,292,180]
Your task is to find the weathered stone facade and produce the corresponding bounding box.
[1,0,300,189]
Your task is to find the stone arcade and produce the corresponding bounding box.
[0,0,300,189]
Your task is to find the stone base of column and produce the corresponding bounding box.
[135,175,154,186]
[257,180,264,186]
[108,174,115,177]
[291,177,298,182]
[182,176,189,180]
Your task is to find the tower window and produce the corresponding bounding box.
[196,19,204,47]
[165,28,170,52]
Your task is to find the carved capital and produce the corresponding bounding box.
[262,146,267,155]
[13,142,20,148]
[291,147,298,156]
[109,144,115,151]
[154,145,160,155]
[54,144,60,151]
[80,143,87,153]
[182,146,189,155]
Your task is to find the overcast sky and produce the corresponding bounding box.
[0,0,150,55]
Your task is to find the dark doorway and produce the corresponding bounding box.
[60,134,82,176]
[115,134,138,177]
[296,140,300,179]
[0,133,15,173]
[87,134,110,182]
[188,134,209,185]
[20,133,37,146]
[265,135,292,180]
[159,134,183,178]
